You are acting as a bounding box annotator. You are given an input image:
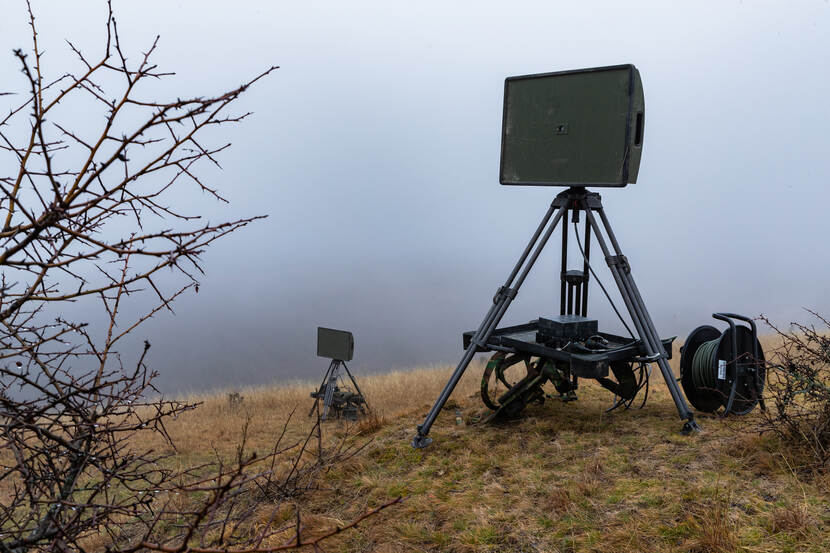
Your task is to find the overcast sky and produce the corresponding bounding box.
[2,1,828,393]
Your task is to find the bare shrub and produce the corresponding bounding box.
[254,409,372,504]
[0,3,397,552]
[757,311,830,469]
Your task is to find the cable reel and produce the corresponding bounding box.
[680,313,765,416]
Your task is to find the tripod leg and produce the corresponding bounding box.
[322,360,341,421]
[411,200,568,448]
[309,359,336,417]
[583,203,698,433]
[581,217,591,317]
[597,208,696,427]
[560,208,568,315]
[341,362,369,412]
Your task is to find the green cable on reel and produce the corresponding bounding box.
[690,338,720,391]
[680,312,766,416]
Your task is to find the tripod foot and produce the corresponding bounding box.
[680,419,701,435]
[411,432,433,449]
[560,391,578,402]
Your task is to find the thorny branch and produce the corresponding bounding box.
[757,310,830,469]
[1,2,397,552]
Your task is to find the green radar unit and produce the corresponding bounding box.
[310,328,368,421]
[500,64,644,187]
[412,64,707,450]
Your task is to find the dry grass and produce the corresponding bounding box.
[118,341,830,552]
[138,360,486,458]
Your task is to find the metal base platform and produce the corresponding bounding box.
[462,320,673,379]
[412,187,698,448]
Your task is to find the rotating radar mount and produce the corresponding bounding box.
[411,64,765,449]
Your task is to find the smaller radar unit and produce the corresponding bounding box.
[310,328,368,421]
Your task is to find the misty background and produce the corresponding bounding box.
[1,1,828,394]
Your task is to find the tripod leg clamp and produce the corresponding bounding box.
[605,255,631,274]
[493,286,518,304]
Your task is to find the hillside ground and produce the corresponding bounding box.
[142,347,830,553]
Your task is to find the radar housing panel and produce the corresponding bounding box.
[317,327,354,361]
[500,64,644,187]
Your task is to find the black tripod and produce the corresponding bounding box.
[412,187,698,448]
[309,358,367,421]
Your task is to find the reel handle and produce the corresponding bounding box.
[713,313,759,359]
[711,313,761,416]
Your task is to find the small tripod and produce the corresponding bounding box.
[412,187,699,448]
[309,358,368,421]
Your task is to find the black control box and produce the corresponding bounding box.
[537,315,598,343]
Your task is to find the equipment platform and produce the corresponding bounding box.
[463,320,673,380]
